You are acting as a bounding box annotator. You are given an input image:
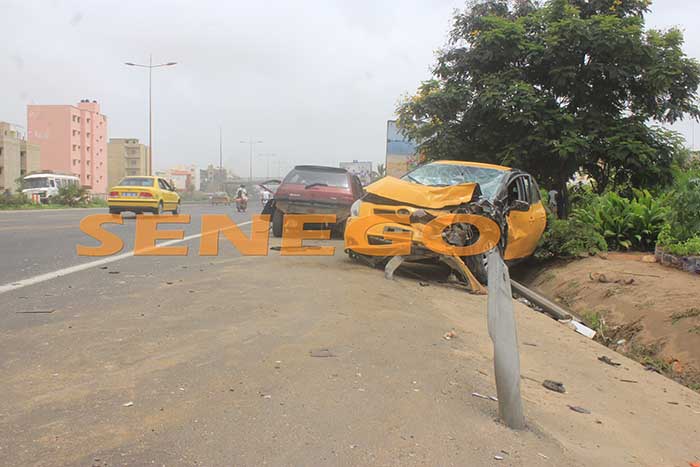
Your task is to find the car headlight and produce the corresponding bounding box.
[350,199,363,217]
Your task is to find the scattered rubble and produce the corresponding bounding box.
[443,330,456,340]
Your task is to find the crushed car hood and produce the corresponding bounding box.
[365,176,478,209]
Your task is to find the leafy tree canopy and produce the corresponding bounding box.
[397,0,700,205]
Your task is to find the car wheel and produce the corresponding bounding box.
[153,201,163,215]
[463,253,488,285]
[171,202,180,214]
[109,208,120,215]
[272,209,284,238]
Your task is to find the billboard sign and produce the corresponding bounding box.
[339,161,373,185]
[386,120,423,178]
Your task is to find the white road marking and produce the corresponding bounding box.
[0,220,253,295]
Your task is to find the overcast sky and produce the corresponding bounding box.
[2,0,699,178]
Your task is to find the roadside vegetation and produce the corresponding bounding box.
[0,185,106,210]
[536,163,700,259]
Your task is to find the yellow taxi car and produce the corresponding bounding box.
[107,176,181,215]
[344,160,547,284]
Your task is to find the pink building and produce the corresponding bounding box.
[27,100,108,194]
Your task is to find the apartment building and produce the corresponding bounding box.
[27,100,108,193]
[107,138,150,189]
[0,122,41,193]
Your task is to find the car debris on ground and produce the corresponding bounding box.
[567,405,591,414]
[598,356,621,367]
[542,380,566,393]
[309,348,335,358]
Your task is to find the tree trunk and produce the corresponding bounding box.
[557,179,569,219]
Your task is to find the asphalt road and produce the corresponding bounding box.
[1,201,699,466]
[0,202,258,287]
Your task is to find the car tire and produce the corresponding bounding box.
[272,209,284,238]
[463,253,489,285]
[171,202,180,215]
[153,201,163,215]
[109,208,120,215]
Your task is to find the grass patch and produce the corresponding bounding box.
[669,308,700,324]
[581,309,607,335]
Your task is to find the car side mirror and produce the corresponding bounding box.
[511,200,529,212]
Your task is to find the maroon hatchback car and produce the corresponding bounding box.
[262,165,364,237]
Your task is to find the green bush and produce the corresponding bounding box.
[664,169,700,242]
[0,192,30,207]
[52,185,90,207]
[535,216,607,259]
[667,237,700,256]
[572,189,668,251]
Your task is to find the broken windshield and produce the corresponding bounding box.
[401,163,508,200]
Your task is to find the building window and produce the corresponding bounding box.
[72,144,77,151]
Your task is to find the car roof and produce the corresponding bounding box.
[431,160,512,171]
[122,175,156,178]
[292,165,348,174]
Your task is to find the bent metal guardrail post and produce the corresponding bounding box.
[486,248,525,429]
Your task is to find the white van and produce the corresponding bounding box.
[22,173,81,203]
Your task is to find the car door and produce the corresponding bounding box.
[503,175,545,260]
[157,178,175,208]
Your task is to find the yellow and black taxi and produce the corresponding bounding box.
[107,176,181,215]
[344,160,547,284]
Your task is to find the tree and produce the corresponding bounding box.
[397,0,700,216]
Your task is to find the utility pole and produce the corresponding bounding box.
[240,138,262,182]
[125,56,177,175]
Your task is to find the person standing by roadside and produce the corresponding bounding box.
[548,189,558,218]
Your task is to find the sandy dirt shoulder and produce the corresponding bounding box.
[1,245,699,466]
[525,253,700,388]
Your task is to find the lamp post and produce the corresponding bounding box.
[258,153,276,179]
[240,138,263,182]
[125,55,177,175]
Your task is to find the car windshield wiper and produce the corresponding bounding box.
[405,175,422,184]
[305,183,328,189]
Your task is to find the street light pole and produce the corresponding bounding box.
[219,126,224,191]
[240,138,263,182]
[125,56,177,175]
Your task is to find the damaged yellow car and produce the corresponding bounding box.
[344,160,547,284]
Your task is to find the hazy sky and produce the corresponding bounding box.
[2,0,699,178]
